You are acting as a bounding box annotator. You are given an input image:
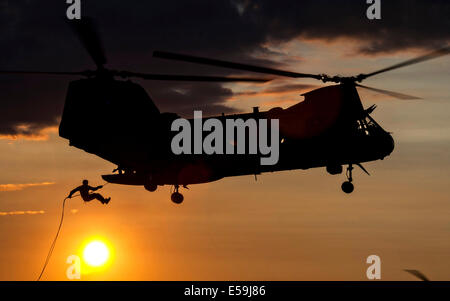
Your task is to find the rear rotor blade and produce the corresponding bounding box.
[0,70,89,76]
[118,71,270,82]
[356,83,421,100]
[358,46,450,81]
[153,51,322,80]
[70,18,107,68]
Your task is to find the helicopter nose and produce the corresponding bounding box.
[385,133,395,155]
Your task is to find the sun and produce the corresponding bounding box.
[82,240,110,267]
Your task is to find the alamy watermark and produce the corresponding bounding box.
[66,255,81,280]
[66,0,81,20]
[366,0,381,20]
[366,255,381,280]
[170,111,280,166]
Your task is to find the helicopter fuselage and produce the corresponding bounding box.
[58,79,394,188]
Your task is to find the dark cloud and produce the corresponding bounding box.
[240,0,450,54]
[0,0,448,137]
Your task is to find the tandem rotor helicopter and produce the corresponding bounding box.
[2,20,449,204]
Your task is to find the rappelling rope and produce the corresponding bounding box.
[36,195,73,281]
[36,182,110,281]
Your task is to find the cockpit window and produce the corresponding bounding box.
[356,117,384,136]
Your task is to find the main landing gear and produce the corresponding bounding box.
[143,175,185,204]
[341,164,355,194]
[171,185,184,204]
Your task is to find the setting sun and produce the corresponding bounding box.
[82,240,110,267]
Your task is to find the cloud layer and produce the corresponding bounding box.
[0,182,55,192]
[0,0,448,137]
[0,210,45,216]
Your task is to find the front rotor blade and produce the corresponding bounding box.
[358,46,450,81]
[404,270,430,281]
[356,83,421,100]
[70,18,107,68]
[119,71,270,82]
[153,51,322,80]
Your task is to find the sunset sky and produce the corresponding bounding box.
[0,0,449,280]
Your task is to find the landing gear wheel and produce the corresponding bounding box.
[144,183,157,192]
[341,181,354,194]
[171,192,184,204]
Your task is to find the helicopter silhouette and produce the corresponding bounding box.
[2,20,448,204]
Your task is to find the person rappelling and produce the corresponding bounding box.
[68,179,111,204]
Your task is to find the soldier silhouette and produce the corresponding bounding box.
[68,180,110,204]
